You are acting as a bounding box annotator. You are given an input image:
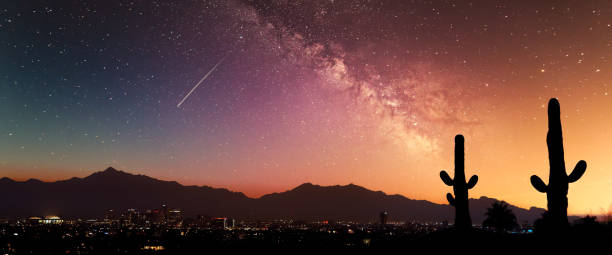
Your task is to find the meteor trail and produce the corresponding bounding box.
[177,55,227,108]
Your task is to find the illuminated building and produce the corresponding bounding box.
[142,245,165,251]
[213,217,235,229]
[104,209,117,222]
[380,211,388,225]
[126,208,140,225]
[42,216,63,224]
[167,209,183,226]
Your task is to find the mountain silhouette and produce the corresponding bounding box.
[0,167,252,218]
[0,167,546,224]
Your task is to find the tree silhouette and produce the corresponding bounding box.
[572,215,609,235]
[575,215,598,225]
[482,201,518,233]
[440,134,478,230]
[529,98,587,230]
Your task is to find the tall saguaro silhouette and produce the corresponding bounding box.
[530,98,587,228]
[440,134,478,230]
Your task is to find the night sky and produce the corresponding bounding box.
[2,0,612,214]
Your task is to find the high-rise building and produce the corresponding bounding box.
[213,218,227,229]
[126,208,140,225]
[380,211,388,225]
[167,209,183,226]
[212,217,234,229]
[104,209,117,222]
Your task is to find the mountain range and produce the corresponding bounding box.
[0,167,547,224]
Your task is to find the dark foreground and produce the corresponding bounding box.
[1,222,611,254]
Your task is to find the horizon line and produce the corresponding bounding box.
[0,166,554,213]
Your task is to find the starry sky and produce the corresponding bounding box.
[2,0,612,215]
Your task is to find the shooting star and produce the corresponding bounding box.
[177,55,227,108]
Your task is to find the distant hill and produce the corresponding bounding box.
[0,167,252,218]
[0,167,546,223]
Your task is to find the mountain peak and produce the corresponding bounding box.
[84,167,133,180]
[290,183,371,193]
[0,177,15,183]
[294,182,316,190]
[345,183,364,190]
[104,166,119,173]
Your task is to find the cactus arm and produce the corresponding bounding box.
[530,175,548,193]
[446,193,455,206]
[440,170,454,186]
[466,175,478,189]
[568,160,587,183]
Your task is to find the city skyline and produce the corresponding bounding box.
[3,1,612,215]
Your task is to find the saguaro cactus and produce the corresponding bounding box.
[530,98,587,228]
[440,134,478,230]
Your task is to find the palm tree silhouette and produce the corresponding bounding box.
[482,201,518,233]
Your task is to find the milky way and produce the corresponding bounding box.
[2,1,612,214]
